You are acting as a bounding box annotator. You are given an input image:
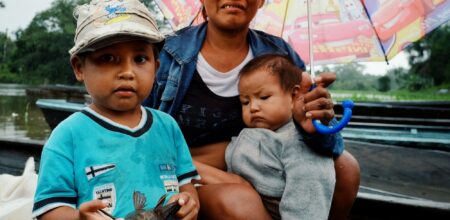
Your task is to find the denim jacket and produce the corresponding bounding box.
[145,22,344,156]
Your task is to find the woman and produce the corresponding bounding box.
[146,0,360,219]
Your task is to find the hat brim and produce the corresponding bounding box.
[69,16,164,56]
[77,34,160,54]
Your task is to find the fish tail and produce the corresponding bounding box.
[133,191,147,210]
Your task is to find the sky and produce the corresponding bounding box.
[0,0,410,76]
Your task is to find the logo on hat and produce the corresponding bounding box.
[105,1,126,19]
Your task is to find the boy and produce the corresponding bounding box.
[225,54,336,219]
[32,0,200,219]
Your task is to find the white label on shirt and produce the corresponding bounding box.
[93,183,116,214]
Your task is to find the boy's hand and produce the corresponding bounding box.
[294,72,336,134]
[79,200,112,220]
[168,191,199,220]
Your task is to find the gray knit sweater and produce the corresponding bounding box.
[225,120,335,219]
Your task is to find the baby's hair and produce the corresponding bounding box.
[239,54,302,92]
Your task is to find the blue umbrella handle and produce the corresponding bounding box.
[312,100,354,134]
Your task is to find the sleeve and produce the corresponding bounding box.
[279,140,335,220]
[168,116,200,186]
[295,119,344,157]
[32,123,77,218]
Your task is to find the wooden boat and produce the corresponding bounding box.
[36,99,450,150]
[1,137,449,219]
[36,99,86,129]
[25,84,87,103]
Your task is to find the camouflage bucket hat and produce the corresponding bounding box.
[69,0,164,57]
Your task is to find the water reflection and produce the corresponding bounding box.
[0,84,51,141]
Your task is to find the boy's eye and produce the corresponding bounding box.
[134,55,149,63]
[99,54,115,62]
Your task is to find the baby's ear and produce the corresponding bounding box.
[292,85,301,99]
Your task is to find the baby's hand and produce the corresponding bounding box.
[168,192,199,220]
[79,200,113,220]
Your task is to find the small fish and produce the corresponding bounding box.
[124,191,181,220]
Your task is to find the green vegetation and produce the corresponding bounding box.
[0,0,449,102]
[0,0,159,85]
[332,84,450,102]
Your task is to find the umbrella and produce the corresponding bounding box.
[155,0,449,66]
[153,0,450,133]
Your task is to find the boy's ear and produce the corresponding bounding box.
[155,59,160,71]
[70,56,84,82]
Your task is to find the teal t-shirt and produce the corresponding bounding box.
[32,107,199,218]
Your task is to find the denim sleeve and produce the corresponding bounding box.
[295,118,344,157]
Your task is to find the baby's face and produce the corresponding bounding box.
[239,70,294,131]
[73,40,158,116]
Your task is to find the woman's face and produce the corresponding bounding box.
[201,0,264,31]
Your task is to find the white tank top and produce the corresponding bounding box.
[197,49,254,97]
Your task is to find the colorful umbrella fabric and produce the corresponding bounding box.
[154,0,450,65]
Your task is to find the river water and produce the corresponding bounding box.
[0,83,51,141]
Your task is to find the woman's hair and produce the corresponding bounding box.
[201,5,207,21]
[239,54,302,92]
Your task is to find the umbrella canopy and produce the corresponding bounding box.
[154,0,450,65]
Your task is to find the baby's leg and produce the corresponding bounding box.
[196,183,272,220]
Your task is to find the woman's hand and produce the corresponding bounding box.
[293,72,336,134]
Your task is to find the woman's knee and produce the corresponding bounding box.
[335,150,360,193]
[329,151,360,220]
[197,183,271,220]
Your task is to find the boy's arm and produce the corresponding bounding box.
[38,206,79,220]
[39,200,110,220]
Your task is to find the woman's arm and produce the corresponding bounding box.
[193,160,251,186]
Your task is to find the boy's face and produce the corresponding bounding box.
[71,40,158,116]
[239,69,297,131]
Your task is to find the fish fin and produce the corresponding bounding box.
[154,194,167,209]
[133,191,147,210]
[160,201,181,219]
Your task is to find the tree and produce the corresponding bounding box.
[6,0,167,85]
[377,75,390,92]
[327,63,378,91]
[10,0,84,84]
[0,32,19,82]
[406,24,450,86]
